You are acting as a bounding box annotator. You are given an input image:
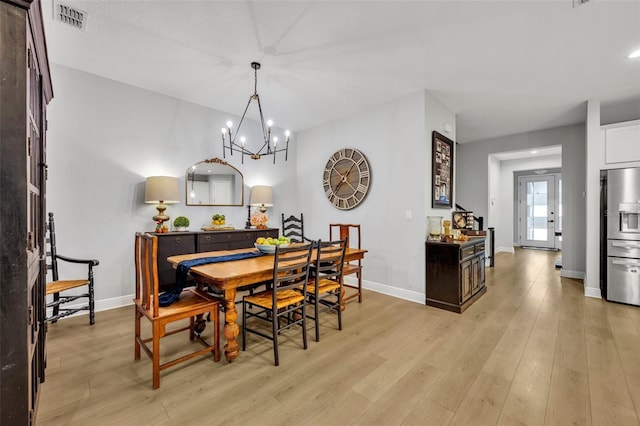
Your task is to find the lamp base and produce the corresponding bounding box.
[245,205,252,229]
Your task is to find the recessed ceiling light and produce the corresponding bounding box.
[629,49,640,59]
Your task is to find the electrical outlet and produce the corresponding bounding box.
[406,210,413,220]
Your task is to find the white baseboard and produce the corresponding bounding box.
[347,276,423,304]
[584,286,602,299]
[560,269,585,280]
[496,247,515,254]
[47,294,133,320]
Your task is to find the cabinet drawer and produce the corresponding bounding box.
[475,241,485,254]
[460,245,475,260]
[156,233,196,255]
[198,233,231,251]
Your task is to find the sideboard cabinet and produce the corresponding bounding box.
[425,238,486,313]
[152,228,279,288]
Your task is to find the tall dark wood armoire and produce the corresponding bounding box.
[0,0,53,424]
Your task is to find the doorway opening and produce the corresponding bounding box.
[517,171,562,250]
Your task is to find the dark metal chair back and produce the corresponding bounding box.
[281,213,305,242]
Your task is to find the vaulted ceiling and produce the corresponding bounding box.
[42,0,640,143]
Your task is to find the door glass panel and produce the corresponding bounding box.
[526,180,548,241]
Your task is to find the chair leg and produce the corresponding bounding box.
[212,307,220,362]
[152,322,161,389]
[301,302,308,350]
[314,295,320,342]
[272,306,279,366]
[52,293,60,324]
[89,279,96,325]
[337,289,343,331]
[134,308,141,360]
[357,271,362,303]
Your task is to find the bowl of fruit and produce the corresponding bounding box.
[211,214,226,228]
[254,236,291,253]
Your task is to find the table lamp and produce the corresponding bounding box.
[246,185,273,229]
[145,176,180,230]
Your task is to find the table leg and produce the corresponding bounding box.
[223,288,239,362]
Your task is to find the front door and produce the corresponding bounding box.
[518,175,556,249]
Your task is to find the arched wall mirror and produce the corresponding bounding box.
[186,158,244,206]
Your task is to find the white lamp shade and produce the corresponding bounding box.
[145,176,180,204]
[249,185,273,207]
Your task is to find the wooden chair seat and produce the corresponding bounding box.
[46,279,90,295]
[306,277,341,295]
[244,289,305,310]
[341,264,362,276]
[136,289,217,324]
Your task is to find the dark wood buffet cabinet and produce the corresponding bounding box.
[1,0,52,424]
[153,228,279,288]
[425,238,486,313]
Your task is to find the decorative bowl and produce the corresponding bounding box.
[254,243,289,254]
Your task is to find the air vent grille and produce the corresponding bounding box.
[54,1,87,30]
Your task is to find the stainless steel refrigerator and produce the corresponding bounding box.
[605,167,640,306]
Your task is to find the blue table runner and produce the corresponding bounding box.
[159,251,266,307]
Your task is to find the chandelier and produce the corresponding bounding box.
[221,62,290,164]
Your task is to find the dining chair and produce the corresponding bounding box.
[306,238,348,341]
[242,243,313,366]
[281,213,308,243]
[45,212,100,324]
[134,232,220,389]
[329,224,363,304]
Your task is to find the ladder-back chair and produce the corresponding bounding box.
[134,232,220,389]
[46,212,99,324]
[281,213,307,242]
[242,243,313,366]
[329,224,363,304]
[306,238,347,341]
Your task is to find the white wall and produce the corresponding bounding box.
[457,124,586,277]
[48,66,456,308]
[46,64,296,309]
[295,90,455,303]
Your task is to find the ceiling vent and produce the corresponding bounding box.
[53,1,88,30]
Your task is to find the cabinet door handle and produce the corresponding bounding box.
[175,237,181,243]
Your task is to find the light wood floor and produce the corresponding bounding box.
[38,249,640,426]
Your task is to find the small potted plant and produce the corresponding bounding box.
[173,216,190,232]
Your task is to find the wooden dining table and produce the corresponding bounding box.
[167,245,367,362]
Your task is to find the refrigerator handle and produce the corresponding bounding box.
[611,259,640,267]
[611,242,640,249]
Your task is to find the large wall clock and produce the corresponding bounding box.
[323,148,371,210]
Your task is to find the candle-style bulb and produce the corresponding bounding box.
[266,120,273,128]
[226,121,233,128]
[240,136,246,146]
[273,136,279,147]
[221,128,226,134]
